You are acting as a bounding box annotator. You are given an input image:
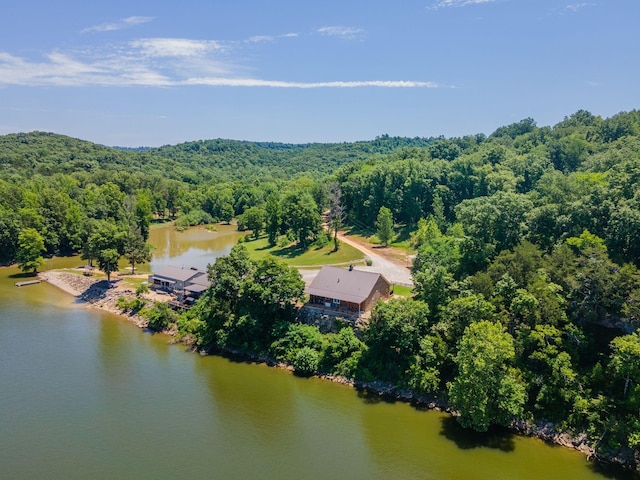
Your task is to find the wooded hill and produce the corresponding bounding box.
[3,109,640,464]
[0,131,434,184]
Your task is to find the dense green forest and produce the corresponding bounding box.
[2,109,640,465]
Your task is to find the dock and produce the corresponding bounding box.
[15,280,42,287]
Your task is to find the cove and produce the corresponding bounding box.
[0,225,632,479]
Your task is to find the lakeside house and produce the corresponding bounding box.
[305,265,391,316]
[148,266,210,301]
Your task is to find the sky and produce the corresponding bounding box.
[0,0,638,147]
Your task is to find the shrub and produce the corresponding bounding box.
[292,347,319,375]
[270,323,324,362]
[116,296,146,313]
[313,230,330,248]
[136,283,149,296]
[144,302,177,331]
[321,327,366,377]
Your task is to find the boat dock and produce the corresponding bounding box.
[15,280,42,287]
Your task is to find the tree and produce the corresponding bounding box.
[83,220,126,267]
[412,265,454,319]
[16,228,45,273]
[518,325,579,419]
[448,320,526,431]
[209,243,253,290]
[124,232,153,274]
[364,298,431,381]
[97,248,120,282]
[609,333,640,399]
[281,190,321,247]
[328,183,344,251]
[264,194,281,246]
[133,190,153,241]
[239,206,264,239]
[376,206,394,246]
[220,203,235,224]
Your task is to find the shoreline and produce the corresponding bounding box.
[39,270,148,328]
[39,268,638,475]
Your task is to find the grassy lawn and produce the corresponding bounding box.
[241,237,364,267]
[391,284,413,298]
[119,275,147,290]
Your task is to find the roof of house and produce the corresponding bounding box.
[153,266,205,283]
[306,265,390,305]
[188,273,210,287]
[184,283,208,293]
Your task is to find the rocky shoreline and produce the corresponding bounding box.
[39,270,148,328]
[40,269,638,475]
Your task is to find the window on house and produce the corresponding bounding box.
[332,298,341,305]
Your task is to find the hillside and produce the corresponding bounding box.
[0,131,434,183]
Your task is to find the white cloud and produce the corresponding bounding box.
[0,35,442,89]
[316,26,365,40]
[82,16,154,33]
[247,35,275,44]
[184,78,441,88]
[131,38,222,57]
[429,0,496,9]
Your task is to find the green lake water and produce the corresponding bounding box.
[0,225,633,479]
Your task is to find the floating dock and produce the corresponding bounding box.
[15,280,41,287]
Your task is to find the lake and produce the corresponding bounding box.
[0,224,631,479]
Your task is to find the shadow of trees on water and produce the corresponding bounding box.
[439,416,515,452]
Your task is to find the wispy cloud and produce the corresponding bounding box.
[0,35,442,89]
[429,0,496,9]
[316,26,365,40]
[131,38,222,57]
[185,78,441,88]
[246,33,299,44]
[82,16,154,34]
[563,3,595,13]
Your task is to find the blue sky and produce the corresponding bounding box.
[0,0,638,147]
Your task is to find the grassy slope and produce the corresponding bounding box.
[241,236,364,267]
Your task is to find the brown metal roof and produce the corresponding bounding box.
[305,266,390,305]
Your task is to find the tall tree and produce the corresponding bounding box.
[239,206,265,239]
[124,232,153,274]
[133,190,153,241]
[328,183,344,251]
[16,228,45,273]
[264,194,281,246]
[376,206,394,246]
[448,320,526,431]
[281,190,321,247]
[97,248,120,283]
[609,333,640,399]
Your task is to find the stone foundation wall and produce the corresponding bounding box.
[297,305,357,333]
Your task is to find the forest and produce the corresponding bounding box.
[2,109,640,463]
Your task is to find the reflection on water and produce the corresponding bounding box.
[148,223,243,272]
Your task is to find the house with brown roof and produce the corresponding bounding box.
[305,265,391,315]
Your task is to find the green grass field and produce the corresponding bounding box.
[391,284,413,298]
[241,237,364,267]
